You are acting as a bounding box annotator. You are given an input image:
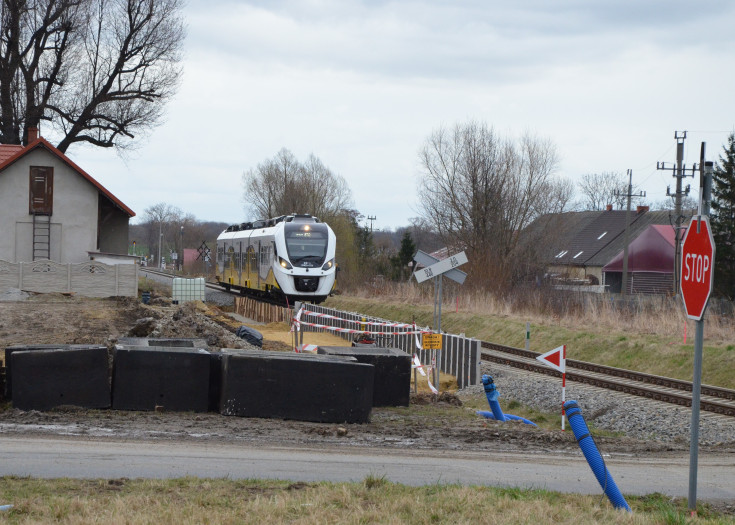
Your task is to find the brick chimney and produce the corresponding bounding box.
[27,127,39,143]
[636,205,649,214]
[606,204,613,211]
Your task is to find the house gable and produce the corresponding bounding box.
[0,137,134,218]
[0,137,135,263]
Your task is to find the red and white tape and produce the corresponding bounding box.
[292,318,429,336]
[301,310,414,329]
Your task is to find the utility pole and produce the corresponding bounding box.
[657,131,697,295]
[366,215,377,233]
[158,221,163,270]
[616,169,645,295]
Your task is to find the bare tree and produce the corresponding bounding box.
[242,148,353,221]
[142,202,179,264]
[0,0,185,151]
[576,172,629,210]
[417,121,571,289]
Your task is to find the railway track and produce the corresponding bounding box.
[481,341,735,418]
[140,268,289,306]
[139,268,735,417]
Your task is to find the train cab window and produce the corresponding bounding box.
[285,229,327,265]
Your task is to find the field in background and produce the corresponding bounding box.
[0,476,731,524]
[326,283,735,389]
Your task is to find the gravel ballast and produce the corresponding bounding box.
[460,362,735,447]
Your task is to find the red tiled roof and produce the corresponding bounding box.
[0,144,23,164]
[0,138,135,217]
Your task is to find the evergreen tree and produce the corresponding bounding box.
[390,232,416,280]
[711,133,735,299]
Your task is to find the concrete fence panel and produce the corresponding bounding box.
[0,259,138,298]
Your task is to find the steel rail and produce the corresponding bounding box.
[140,268,291,306]
[481,341,735,401]
[481,344,735,418]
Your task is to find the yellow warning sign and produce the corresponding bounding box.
[422,333,442,350]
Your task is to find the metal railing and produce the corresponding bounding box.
[296,302,481,389]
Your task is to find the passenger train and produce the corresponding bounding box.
[216,214,337,304]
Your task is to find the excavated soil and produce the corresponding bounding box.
[0,293,718,458]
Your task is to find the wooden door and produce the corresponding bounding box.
[29,166,53,215]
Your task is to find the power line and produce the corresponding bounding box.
[616,169,645,296]
[657,131,698,295]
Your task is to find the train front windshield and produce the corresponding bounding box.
[285,229,328,264]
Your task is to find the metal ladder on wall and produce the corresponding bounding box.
[32,213,51,260]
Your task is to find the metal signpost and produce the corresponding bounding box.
[536,345,567,430]
[413,250,468,392]
[680,161,715,515]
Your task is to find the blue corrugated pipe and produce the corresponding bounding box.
[479,375,537,427]
[564,400,631,512]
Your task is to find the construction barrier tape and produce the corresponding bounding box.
[426,373,438,394]
[301,310,416,329]
[292,319,430,336]
[412,354,427,376]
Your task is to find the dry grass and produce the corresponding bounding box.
[0,477,730,524]
[327,283,735,388]
[341,281,735,342]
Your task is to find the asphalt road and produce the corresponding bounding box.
[1,436,734,502]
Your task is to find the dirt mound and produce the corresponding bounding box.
[411,392,463,406]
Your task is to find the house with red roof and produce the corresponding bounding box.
[602,224,677,294]
[0,129,135,263]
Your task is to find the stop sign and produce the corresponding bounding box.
[680,216,716,320]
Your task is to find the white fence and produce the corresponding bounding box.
[296,302,482,389]
[0,259,138,298]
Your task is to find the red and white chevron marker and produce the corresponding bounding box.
[536,345,567,429]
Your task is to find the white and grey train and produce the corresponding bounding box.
[216,214,337,304]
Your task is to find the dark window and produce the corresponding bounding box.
[285,230,328,263]
[29,166,53,215]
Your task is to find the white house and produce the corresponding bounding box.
[0,129,135,263]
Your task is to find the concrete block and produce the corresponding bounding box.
[219,349,374,423]
[116,337,208,349]
[317,346,411,407]
[4,344,105,400]
[11,347,110,411]
[111,346,211,412]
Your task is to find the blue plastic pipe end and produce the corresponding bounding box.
[564,400,631,512]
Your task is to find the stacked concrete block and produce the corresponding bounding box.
[111,346,211,412]
[10,346,110,411]
[219,349,374,423]
[317,346,411,407]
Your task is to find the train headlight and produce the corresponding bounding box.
[321,258,334,270]
[279,256,293,269]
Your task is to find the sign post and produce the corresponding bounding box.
[681,160,715,515]
[536,345,567,429]
[413,250,468,394]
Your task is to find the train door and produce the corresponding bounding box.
[227,246,235,284]
[256,241,261,290]
[238,242,243,285]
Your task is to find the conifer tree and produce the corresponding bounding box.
[711,133,735,299]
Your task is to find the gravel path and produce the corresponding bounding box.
[461,362,735,447]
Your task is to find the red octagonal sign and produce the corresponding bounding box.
[680,216,716,320]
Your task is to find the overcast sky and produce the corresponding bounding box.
[67,0,735,231]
